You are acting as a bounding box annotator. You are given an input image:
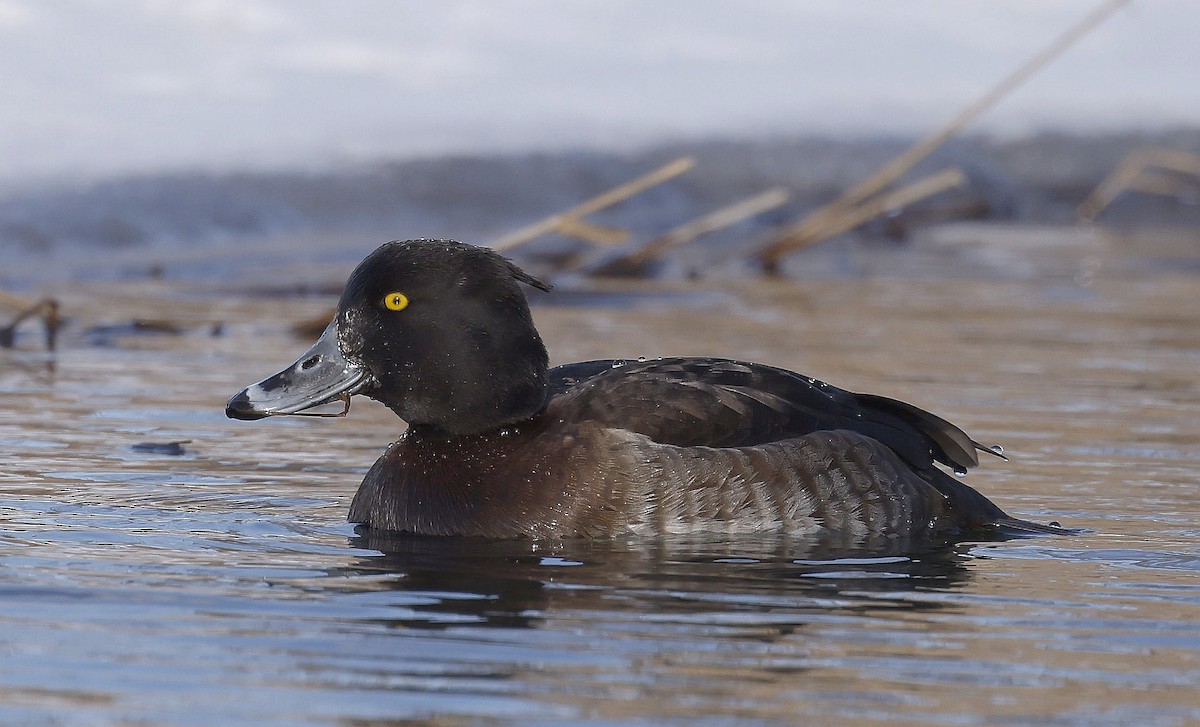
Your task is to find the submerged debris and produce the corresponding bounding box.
[83,319,186,346]
[78,318,226,348]
[130,440,191,456]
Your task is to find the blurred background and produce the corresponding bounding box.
[2,0,1198,287]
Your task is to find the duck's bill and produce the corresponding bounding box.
[225,321,370,421]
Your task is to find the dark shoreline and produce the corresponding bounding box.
[3,128,1199,287]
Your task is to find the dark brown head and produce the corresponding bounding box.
[226,239,553,435]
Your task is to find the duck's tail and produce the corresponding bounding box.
[991,515,1081,536]
[927,468,1080,536]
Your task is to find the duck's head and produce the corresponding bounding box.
[226,239,553,434]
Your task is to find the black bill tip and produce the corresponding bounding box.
[225,389,269,420]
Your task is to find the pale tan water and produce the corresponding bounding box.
[1,225,1199,725]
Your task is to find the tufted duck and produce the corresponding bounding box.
[227,239,1063,539]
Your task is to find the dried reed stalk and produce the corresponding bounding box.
[758,0,1129,271]
[0,290,60,351]
[764,169,966,259]
[1079,148,1200,221]
[490,157,696,252]
[590,187,791,276]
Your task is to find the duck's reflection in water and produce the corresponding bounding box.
[341,530,986,632]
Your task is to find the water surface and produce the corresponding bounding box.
[2,233,1199,725]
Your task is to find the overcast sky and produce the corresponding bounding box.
[1,1,1196,184]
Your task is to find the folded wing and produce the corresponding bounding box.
[547,357,985,474]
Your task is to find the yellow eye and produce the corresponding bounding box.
[382,292,409,311]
